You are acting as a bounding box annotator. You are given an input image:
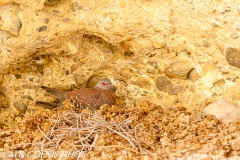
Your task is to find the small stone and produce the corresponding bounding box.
[213,79,225,87]
[44,18,50,24]
[187,68,200,82]
[21,95,33,101]
[174,85,186,94]
[38,26,47,32]
[134,96,159,107]
[100,44,114,54]
[226,81,240,100]
[10,18,22,37]
[132,78,151,90]
[62,18,70,23]
[37,65,43,74]
[124,51,134,58]
[226,47,240,69]
[156,76,174,95]
[15,74,21,79]
[72,2,82,12]
[202,99,240,123]
[165,61,193,80]
[73,74,85,87]
[0,86,7,94]
[203,41,209,47]
[13,100,27,113]
[230,32,239,39]
[44,0,61,6]
[231,138,240,150]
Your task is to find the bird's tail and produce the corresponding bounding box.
[41,86,68,100]
[36,101,59,109]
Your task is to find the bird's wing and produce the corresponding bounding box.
[66,88,102,109]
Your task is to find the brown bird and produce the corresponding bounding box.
[36,78,116,110]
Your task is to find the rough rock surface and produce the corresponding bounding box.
[1,0,240,159]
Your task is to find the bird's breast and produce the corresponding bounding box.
[100,90,116,106]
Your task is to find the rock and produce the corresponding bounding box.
[134,96,160,107]
[21,95,33,101]
[72,2,82,12]
[14,74,21,79]
[226,47,240,69]
[165,61,193,80]
[196,63,219,88]
[187,68,200,82]
[38,26,47,32]
[230,31,240,39]
[156,76,174,95]
[231,137,240,151]
[203,41,209,47]
[124,51,134,58]
[132,78,152,90]
[226,81,240,100]
[73,73,85,87]
[202,99,240,123]
[174,85,186,94]
[13,100,27,113]
[213,79,225,87]
[44,0,62,6]
[0,4,21,37]
[10,18,22,37]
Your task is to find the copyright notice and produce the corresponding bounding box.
[0,150,85,159]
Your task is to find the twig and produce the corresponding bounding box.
[37,126,51,141]
[106,126,137,150]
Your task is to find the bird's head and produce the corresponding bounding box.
[95,78,115,91]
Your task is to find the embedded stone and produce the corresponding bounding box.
[213,79,225,87]
[73,73,85,87]
[10,18,22,37]
[165,61,193,80]
[38,26,47,32]
[226,47,240,69]
[156,76,174,95]
[13,100,27,113]
[187,68,200,82]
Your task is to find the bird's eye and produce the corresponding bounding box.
[101,82,108,86]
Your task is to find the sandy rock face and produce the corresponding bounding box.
[1,0,240,159]
[0,0,240,127]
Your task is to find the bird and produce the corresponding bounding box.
[36,78,116,110]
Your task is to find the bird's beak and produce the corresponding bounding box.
[109,85,116,91]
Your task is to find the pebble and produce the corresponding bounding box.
[213,79,225,87]
[72,2,82,12]
[187,68,200,82]
[38,26,47,32]
[13,100,27,113]
[165,61,193,80]
[156,76,174,95]
[73,74,85,87]
[226,47,240,69]
[10,18,22,37]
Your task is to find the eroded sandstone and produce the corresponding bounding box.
[1,0,240,158]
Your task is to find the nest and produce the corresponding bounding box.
[1,101,240,159]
